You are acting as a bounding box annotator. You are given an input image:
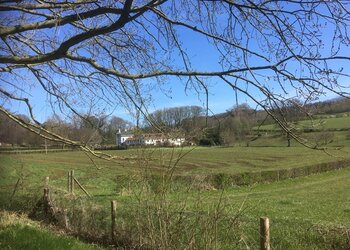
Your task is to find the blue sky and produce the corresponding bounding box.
[4,21,251,123]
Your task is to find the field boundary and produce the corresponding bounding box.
[0,148,79,154]
[174,159,350,189]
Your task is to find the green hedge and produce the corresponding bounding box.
[177,159,350,189]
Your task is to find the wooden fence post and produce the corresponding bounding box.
[260,217,270,250]
[68,170,90,197]
[62,209,70,230]
[45,176,49,188]
[70,170,74,194]
[111,200,117,241]
[44,187,49,200]
[73,177,91,197]
[43,188,50,215]
[10,178,21,200]
[68,171,71,192]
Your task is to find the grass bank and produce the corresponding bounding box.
[0,210,103,250]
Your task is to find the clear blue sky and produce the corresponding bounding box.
[4,25,256,123]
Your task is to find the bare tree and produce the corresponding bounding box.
[102,115,132,144]
[145,105,204,131]
[221,103,255,144]
[1,0,350,155]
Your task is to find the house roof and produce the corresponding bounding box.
[120,133,133,137]
[143,133,165,140]
[118,131,185,140]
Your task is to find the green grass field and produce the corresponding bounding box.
[1,147,349,199]
[251,113,350,148]
[255,113,350,131]
[306,115,350,129]
[1,146,349,174]
[1,147,350,249]
[163,168,350,249]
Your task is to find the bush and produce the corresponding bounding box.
[199,128,222,146]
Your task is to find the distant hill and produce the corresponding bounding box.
[309,97,350,115]
[212,97,350,128]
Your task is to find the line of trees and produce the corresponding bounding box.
[0,113,131,147]
[2,97,349,147]
[0,112,42,147]
[310,98,350,115]
[143,104,258,146]
[144,106,205,131]
[1,104,258,147]
[142,97,350,146]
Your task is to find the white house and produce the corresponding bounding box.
[143,133,166,145]
[116,129,134,146]
[168,137,186,146]
[116,130,185,147]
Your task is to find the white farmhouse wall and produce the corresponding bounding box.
[116,131,185,147]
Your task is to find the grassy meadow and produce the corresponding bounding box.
[164,168,350,249]
[1,143,350,249]
[0,146,349,198]
[255,112,350,131]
